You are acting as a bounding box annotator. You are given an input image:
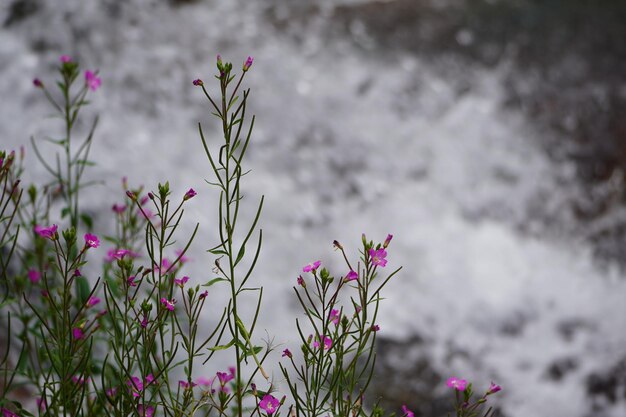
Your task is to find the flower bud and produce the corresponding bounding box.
[242,56,253,72]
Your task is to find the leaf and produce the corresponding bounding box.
[203,277,227,287]
[61,207,71,219]
[80,214,93,229]
[208,339,235,351]
[208,248,228,256]
[76,276,91,305]
[234,245,245,266]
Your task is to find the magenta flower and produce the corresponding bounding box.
[174,276,189,287]
[486,382,502,395]
[242,56,254,72]
[84,233,100,248]
[33,78,43,88]
[368,248,387,267]
[184,188,197,200]
[34,224,57,240]
[127,376,144,397]
[128,275,137,287]
[179,380,197,389]
[112,203,126,214]
[401,405,414,417]
[87,296,101,307]
[137,404,154,417]
[27,269,41,284]
[105,387,117,397]
[140,314,149,328]
[175,249,190,264]
[106,248,130,261]
[71,375,88,385]
[195,376,213,386]
[313,335,332,350]
[259,394,280,415]
[302,260,321,273]
[383,233,393,248]
[1,408,19,417]
[85,70,101,91]
[372,324,380,332]
[282,349,292,358]
[72,327,84,340]
[297,275,305,287]
[60,55,71,63]
[217,370,234,385]
[160,297,176,311]
[344,270,358,282]
[446,377,468,391]
[74,268,82,277]
[36,396,47,411]
[329,309,340,326]
[199,290,208,299]
[192,79,203,86]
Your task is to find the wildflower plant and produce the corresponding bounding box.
[0,53,502,417]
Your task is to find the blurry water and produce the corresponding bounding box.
[1,1,625,416]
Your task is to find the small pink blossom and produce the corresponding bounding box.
[105,387,117,397]
[1,408,19,417]
[72,327,84,339]
[344,270,358,282]
[368,248,387,267]
[446,377,467,391]
[282,349,292,358]
[192,79,203,86]
[199,290,208,299]
[71,375,88,385]
[242,56,254,72]
[401,405,414,417]
[34,224,57,240]
[87,296,101,307]
[60,55,71,63]
[27,269,41,284]
[137,404,154,417]
[160,297,175,311]
[195,376,213,386]
[175,249,190,264]
[313,335,332,350]
[85,70,101,91]
[174,276,189,287]
[106,248,131,261]
[297,275,305,287]
[371,324,380,332]
[217,369,234,386]
[112,203,126,214]
[36,396,47,411]
[184,188,197,200]
[73,268,82,277]
[179,380,197,389]
[487,382,502,395]
[329,309,340,326]
[302,260,321,273]
[33,78,43,88]
[84,233,100,248]
[259,394,280,415]
[383,234,393,248]
[128,275,137,287]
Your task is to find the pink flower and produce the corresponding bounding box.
[183,188,197,200]
[446,377,468,391]
[302,260,321,273]
[106,248,130,261]
[27,269,41,284]
[401,405,414,417]
[329,309,340,326]
[60,55,71,63]
[85,70,101,91]
[112,203,126,214]
[344,270,358,282]
[179,380,197,389]
[36,396,47,411]
[487,382,502,395]
[87,296,101,307]
[297,275,305,287]
[282,349,292,358]
[368,248,387,267]
[137,404,154,417]
[127,376,144,397]
[383,233,393,248]
[371,324,380,332]
[72,327,84,339]
[217,370,234,386]
[73,268,82,277]
[175,249,190,264]
[242,56,254,72]
[160,297,176,311]
[259,394,280,415]
[199,290,208,299]
[140,314,149,328]
[313,335,332,350]
[34,224,57,240]
[1,408,19,417]
[84,233,99,248]
[195,376,213,386]
[72,375,88,385]
[105,387,117,397]
[192,79,203,86]
[33,78,43,88]
[128,275,137,287]
[174,276,189,287]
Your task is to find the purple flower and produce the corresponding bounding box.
[60,55,72,63]
[73,268,82,277]
[383,233,393,248]
[297,275,305,287]
[174,276,189,288]
[329,309,340,326]
[217,369,234,385]
[106,248,130,261]
[401,405,414,417]
[160,297,176,311]
[85,70,101,91]
[179,380,197,389]
[282,349,292,358]
[33,78,43,88]
[84,233,100,248]
[344,270,358,282]
[259,394,280,415]
[313,335,332,350]
[302,260,321,273]
[192,79,203,86]
[87,296,101,307]
[368,248,387,267]
[446,377,468,391]
[242,56,254,72]
[175,249,190,264]
[195,376,213,386]
[112,203,126,214]
[72,327,84,339]
[27,269,41,284]
[128,275,137,287]
[487,382,502,395]
[34,224,57,240]
[371,324,380,332]
[199,290,208,299]
[184,188,197,200]
[1,408,19,417]
[137,404,154,417]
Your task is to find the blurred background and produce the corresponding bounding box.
[1,0,626,416]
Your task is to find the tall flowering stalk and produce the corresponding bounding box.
[196,55,272,417]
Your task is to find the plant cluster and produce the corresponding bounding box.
[0,55,501,417]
